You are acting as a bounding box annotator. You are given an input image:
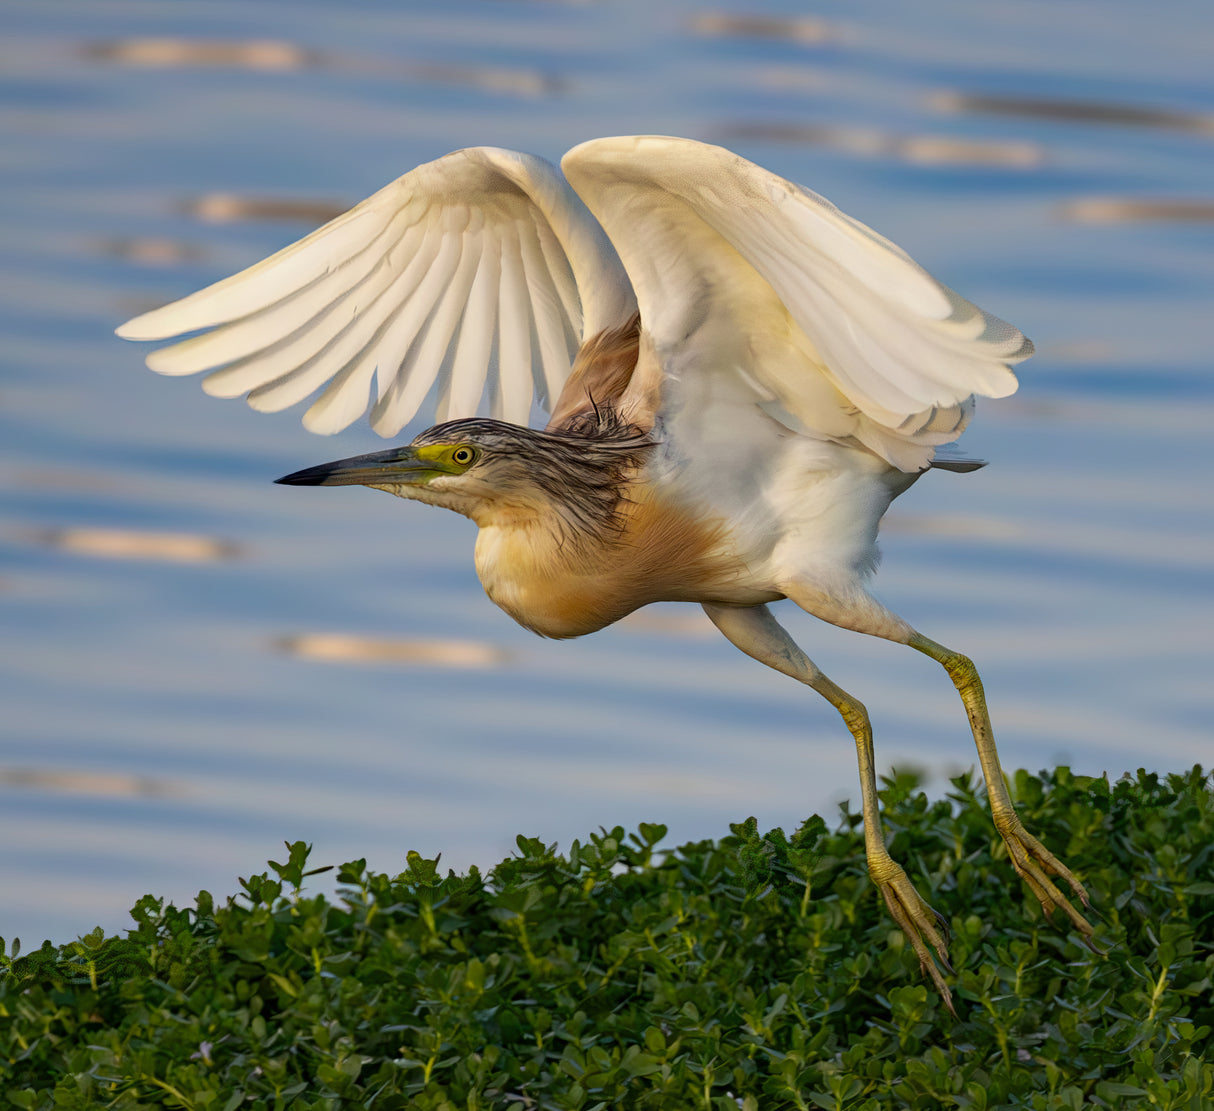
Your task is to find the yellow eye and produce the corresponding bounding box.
[451,446,476,466]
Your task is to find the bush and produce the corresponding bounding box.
[2,767,1212,1109]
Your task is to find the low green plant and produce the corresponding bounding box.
[2,767,1212,1109]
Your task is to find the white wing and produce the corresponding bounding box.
[562,136,1031,470]
[117,147,636,434]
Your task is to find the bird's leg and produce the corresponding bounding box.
[702,602,955,1010]
[779,583,1095,947]
[907,633,1095,943]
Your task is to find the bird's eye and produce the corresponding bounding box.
[451,446,476,466]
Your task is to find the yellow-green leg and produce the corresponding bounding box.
[909,633,1094,942]
[703,602,955,1010]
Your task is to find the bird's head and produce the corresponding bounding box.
[276,416,653,535]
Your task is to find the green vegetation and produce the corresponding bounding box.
[3,768,1212,1110]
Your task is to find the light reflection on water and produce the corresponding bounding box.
[2,0,1212,946]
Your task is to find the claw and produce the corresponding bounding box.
[874,863,956,1015]
[994,812,1096,944]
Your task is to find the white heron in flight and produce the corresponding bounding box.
[118,136,1093,1008]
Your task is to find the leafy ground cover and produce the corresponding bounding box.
[2,767,1212,1110]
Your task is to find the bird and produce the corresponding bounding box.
[117,135,1093,1008]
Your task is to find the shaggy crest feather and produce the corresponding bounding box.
[415,410,653,539]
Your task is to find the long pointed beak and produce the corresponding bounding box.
[275,446,434,487]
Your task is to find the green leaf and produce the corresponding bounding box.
[2,775,1211,1110]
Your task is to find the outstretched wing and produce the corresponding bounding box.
[117,147,636,434]
[561,136,1031,470]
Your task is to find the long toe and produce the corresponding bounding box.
[875,867,955,1015]
[995,815,1096,945]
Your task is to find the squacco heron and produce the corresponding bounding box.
[117,136,1093,1007]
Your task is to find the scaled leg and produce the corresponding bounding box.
[780,583,1094,943]
[703,601,955,1009]
[908,633,1094,941]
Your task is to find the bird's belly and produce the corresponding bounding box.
[482,574,640,639]
[473,500,777,639]
[481,566,780,639]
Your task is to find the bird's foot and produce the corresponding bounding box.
[994,812,1097,949]
[872,860,955,1014]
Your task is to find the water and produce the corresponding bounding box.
[3,0,1212,946]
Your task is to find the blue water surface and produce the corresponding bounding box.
[1,0,1212,945]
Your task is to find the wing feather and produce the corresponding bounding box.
[370,226,487,433]
[200,224,445,403]
[251,228,458,419]
[120,135,1023,466]
[532,214,583,344]
[562,136,1031,469]
[491,221,534,425]
[518,211,576,408]
[117,199,401,339]
[143,212,414,377]
[435,238,499,423]
[117,147,636,435]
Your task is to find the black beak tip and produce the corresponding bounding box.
[273,447,418,488]
[275,465,330,486]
